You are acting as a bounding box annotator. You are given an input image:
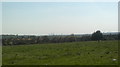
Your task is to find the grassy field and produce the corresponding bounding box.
[2,40,118,65]
[0,46,2,66]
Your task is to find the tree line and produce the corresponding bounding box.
[2,30,119,46]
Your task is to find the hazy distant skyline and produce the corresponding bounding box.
[2,2,118,35]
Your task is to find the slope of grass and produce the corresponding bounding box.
[2,40,118,65]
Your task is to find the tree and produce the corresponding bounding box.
[118,33,120,40]
[91,30,103,42]
[69,34,76,42]
[41,36,49,43]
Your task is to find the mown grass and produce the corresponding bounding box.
[2,40,118,65]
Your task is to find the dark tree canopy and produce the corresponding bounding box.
[118,33,120,40]
[91,30,103,41]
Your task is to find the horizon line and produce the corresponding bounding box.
[1,31,119,36]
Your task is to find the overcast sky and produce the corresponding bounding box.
[2,2,118,35]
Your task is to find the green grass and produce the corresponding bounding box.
[2,40,118,65]
[0,46,2,66]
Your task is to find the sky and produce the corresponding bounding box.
[1,0,119,2]
[2,2,118,35]
[0,2,2,35]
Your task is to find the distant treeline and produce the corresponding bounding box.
[2,31,120,46]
